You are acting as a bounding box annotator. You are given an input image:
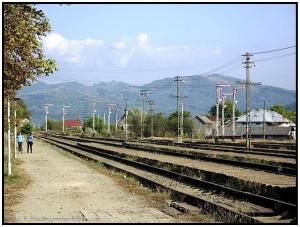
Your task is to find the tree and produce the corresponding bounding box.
[84,117,105,133]
[127,108,144,137]
[208,100,241,122]
[42,118,62,131]
[167,111,194,136]
[4,4,57,98]
[270,105,296,123]
[20,122,33,134]
[144,112,167,137]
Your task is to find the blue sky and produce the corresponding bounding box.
[37,4,296,90]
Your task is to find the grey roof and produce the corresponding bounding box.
[236,109,291,123]
[195,115,213,124]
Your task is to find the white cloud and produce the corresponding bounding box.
[136,33,149,48]
[42,32,224,79]
[43,33,104,63]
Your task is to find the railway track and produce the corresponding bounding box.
[38,135,296,223]
[47,134,296,176]
[139,140,296,158]
[144,139,296,153]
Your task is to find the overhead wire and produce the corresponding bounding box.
[253,52,295,62]
[250,45,295,55]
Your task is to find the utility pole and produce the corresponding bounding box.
[62,105,70,134]
[181,104,184,138]
[174,76,187,143]
[232,89,237,141]
[103,113,106,126]
[123,98,129,140]
[215,84,230,142]
[221,96,226,139]
[107,104,116,134]
[14,100,17,159]
[147,100,154,137]
[115,104,118,131]
[242,52,254,150]
[44,104,53,133]
[243,52,253,149]
[216,85,220,141]
[91,101,96,133]
[139,89,148,140]
[263,100,266,140]
[7,97,11,176]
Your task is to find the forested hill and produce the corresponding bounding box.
[18,74,296,125]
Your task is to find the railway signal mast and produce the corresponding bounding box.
[147,100,154,137]
[107,103,116,134]
[139,89,148,140]
[44,104,53,133]
[123,98,129,141]
[215,83,230,142]
[174,76,187,143]
[62,105,70,134]
[91,101,97,133]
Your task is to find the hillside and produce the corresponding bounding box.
[17,74,296,125]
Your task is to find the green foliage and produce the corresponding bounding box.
[270,105,296,123]
[4,4,57,97]
[20,122,33,134]
[208,100,241,121]
[144,112,167,137]
[127,108,144,137]
[167,111,194,136]
[43,118,62,131]
[84,117,105,133]
[127,108,195,138]
[3,98,32,131]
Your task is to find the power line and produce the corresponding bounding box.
[250,45,295,55]
[254,52,295,62]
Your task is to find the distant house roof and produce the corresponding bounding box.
[236,109,291,123]
[64,119,82,127]
[207,115,216,122]
[194,115,213,124]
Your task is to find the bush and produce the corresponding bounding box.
[20,122,33,134]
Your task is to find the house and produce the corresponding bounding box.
[193,115,213,138]
[64,119,82,128]
[223,109,295,140]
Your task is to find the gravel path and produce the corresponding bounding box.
[12,140,176,223]
[85,143,296,187]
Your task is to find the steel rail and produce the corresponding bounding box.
[39,136,264,223]
[41,135,296,219]
[45,134,296,175]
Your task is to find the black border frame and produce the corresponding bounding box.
[2,2,298,225]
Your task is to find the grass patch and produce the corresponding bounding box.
[4,136,31,223]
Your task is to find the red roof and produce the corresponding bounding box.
[64,119,82,127]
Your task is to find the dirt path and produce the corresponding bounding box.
[12,140,176,223]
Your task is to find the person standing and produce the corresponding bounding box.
[26,132,33,153]
[17,132,24,152]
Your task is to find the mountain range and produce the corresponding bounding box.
[17,74,296,125]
